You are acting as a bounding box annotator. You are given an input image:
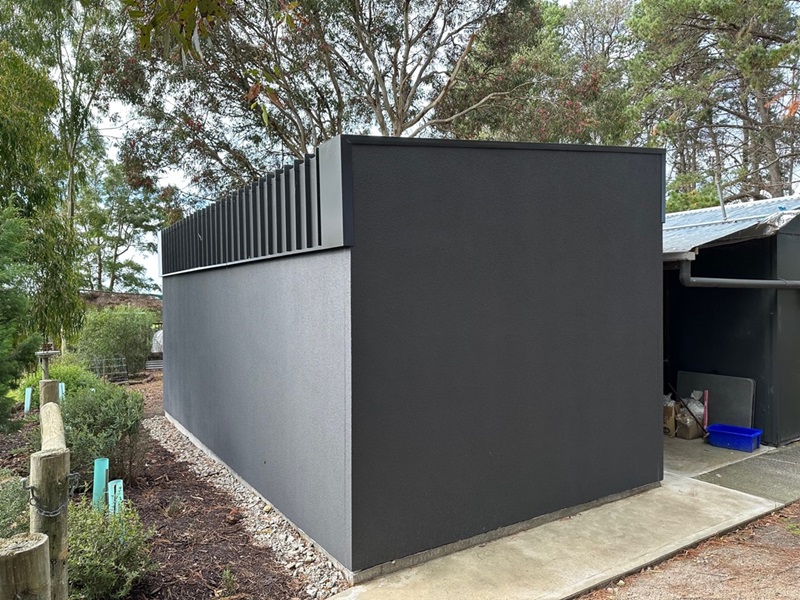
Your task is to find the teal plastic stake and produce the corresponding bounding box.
[24,388,31,414]
[108,479,124,515]
[92,458,109,510]
[58,382,65,400]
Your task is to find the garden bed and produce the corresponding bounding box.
[0,374,348,599]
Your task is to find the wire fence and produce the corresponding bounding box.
[89,357,129,383]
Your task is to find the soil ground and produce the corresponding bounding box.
[0,373,309,600]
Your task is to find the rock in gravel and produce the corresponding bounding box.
[143,416,348,599]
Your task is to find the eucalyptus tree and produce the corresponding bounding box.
[0,42,61,215]
[121,0,506,195]
[76,162,164,293]
[0,0,130,222]
[0,2,131,342]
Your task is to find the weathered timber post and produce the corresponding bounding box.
[39,380,59,406]
[0,533,51,600]
[29,448,69,600]
[40,404,66,451]
[36,343,61,408]
[29,400,70,600]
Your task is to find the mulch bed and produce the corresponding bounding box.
[0,408,37,475]
[128,433,307,600]
[0,384,309,600]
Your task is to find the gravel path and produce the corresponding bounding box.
[143,416,349,599]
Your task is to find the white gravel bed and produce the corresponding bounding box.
[143,416,349,599]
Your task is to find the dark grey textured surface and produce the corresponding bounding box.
[346,140,664,570]
[776,219,800,444]
[163,249,353,567]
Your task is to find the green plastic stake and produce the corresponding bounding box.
[92,458,109,510]
[24,388,31,414]
[108,479,124,515]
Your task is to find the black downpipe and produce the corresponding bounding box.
[679,260,800,289]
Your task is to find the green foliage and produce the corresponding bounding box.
[218,567,238,597]
[0,468,27,536]
[15,358,144,479]
[16,355,103,408]
[77,308,158,374]
[25,209,86,342]
[0,392,21,433]
[124,0,231,58]
[77,161,164,293]
[0,41,61,214]
[62,381,144,480]
[439,0,638,146]
[120,0,502,194]
[0,208,43,426]
[68,498,154,600]
[629,0,800,200]
[666,174,720,213]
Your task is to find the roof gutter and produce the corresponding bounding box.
[679,260,800,289]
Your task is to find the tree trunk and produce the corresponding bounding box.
[756,93,785,196]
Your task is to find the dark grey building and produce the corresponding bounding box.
[161,136,665,574]
[663,198,800,446]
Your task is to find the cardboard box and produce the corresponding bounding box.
[663,405,677,437]
[676,418,703,440]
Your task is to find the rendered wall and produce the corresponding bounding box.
[346,140,665,569]
[163,249,353,566]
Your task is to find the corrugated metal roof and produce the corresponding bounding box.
[663,196,800,257]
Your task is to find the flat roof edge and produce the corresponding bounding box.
[337,135,666,156]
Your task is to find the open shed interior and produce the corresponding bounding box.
[662,199,800,447]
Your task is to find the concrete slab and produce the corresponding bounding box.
[696,443,800,504]
[663,435,773,477]
[331,474,778,600]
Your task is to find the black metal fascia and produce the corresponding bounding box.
[679,260,800,289]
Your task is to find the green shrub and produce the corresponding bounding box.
[16,355,102,408]
[63,382,144,481]
[76,308,158,375]
[68,498,154,600]
[0,468,27,536]
[0,391,21,432]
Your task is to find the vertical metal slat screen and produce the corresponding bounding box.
[161,153,328,275]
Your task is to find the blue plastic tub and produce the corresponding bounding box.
[706,424,762,452]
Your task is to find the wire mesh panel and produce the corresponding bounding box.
[90,357,129,383]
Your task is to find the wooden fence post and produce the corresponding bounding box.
[29,401,70,600]
[0,533,51,600]
[40,404,66,451]
[39,380,59,406]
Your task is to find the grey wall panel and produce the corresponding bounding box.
[347,142,664,570]
[163,249,353,567]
